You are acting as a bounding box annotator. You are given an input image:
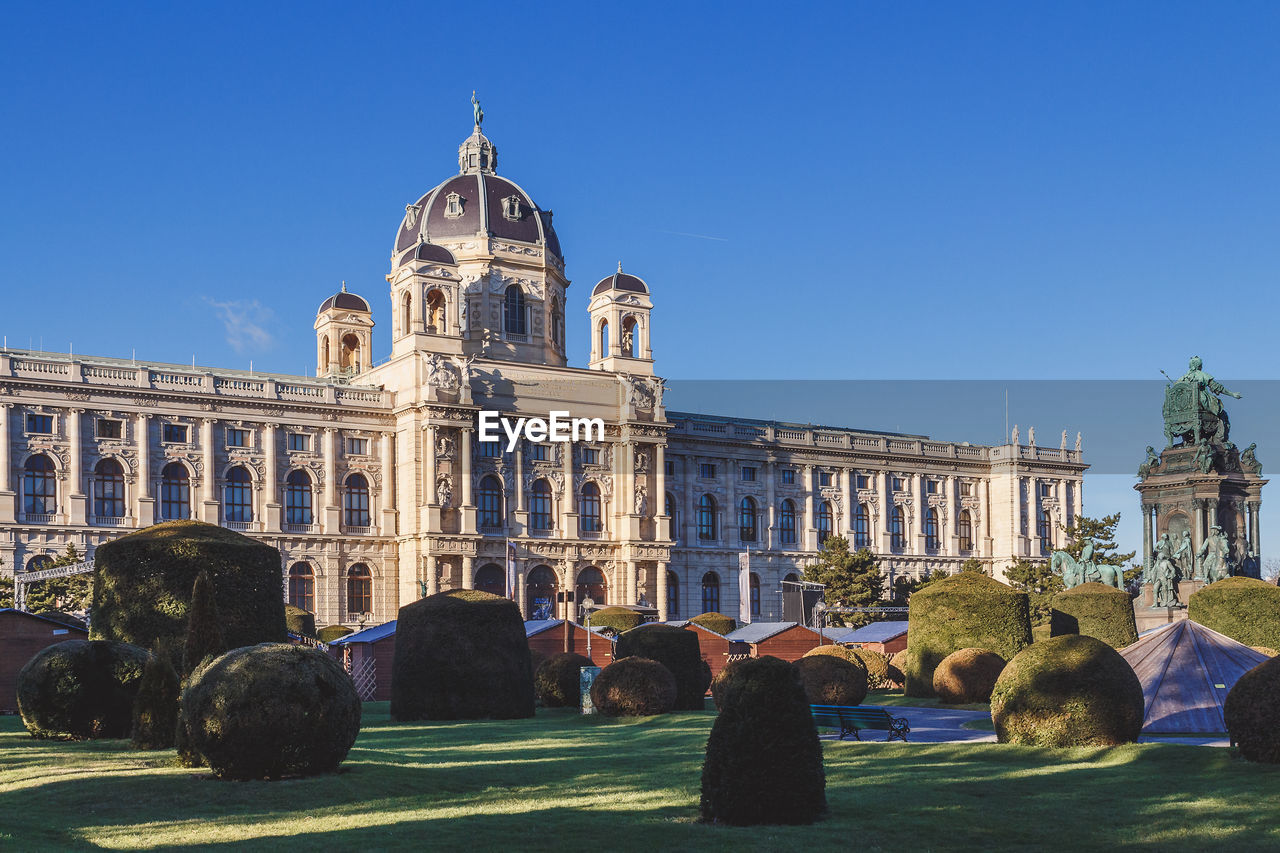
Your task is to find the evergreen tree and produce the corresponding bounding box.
[1004,557,1063,624]
[0,556,12,608]
[958,558,988,575]
[802,536,884,628]
[24,544,91,614]
[183,571,226,678]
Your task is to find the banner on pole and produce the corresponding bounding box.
[506,541,518,600]
[738,551,751,624]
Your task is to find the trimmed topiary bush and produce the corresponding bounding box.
[131,641,181,750]
[616,624,705,711]
[1188,577,1280,650]
[905,572,1031,696]
[183,570,226,678]
[391,589,534,721]
[17,640,149,740]
[1251,647,1279,657]
[701,656,825,826]
[1224,655,1280,763]
[585,606,644,635]
[697,658,712,701]
[285,605,317,638]
[690,612,736,635]
[590,657,677,716]
[852,648,894,688]
[991,634,1143,747]
[318,625,354,643]
[182,643,361,779]
[889,650,908,686]
[932,647,1006,704]
[795,654,868,706]
[1049,582,1139,648]
[91,520,287,652]
[711,657,750,710]
[535,652,593,707]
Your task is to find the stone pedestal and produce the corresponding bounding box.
[1133,579,1205,633]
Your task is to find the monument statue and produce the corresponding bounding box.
[1197,525,1233,584]
[1242,443,1262,475]
[1138,446,1160,479]
[1151,534,1179,608]
[1172,529,1194,580]
[471,90,484,128]
[1050,538,1123,590]
[1162,356,1241,446]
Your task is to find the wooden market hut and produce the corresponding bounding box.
[0,609,89,714]
[328,619,397,702]
[525,619,614,668]
[726,621,824,662]
[831,621,909,655]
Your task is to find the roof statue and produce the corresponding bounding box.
[1161,356,1241,446]
[472,91,484,128]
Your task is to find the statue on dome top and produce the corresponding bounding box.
[472,91,484,128]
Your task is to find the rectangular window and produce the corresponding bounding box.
[226,428,249,448]
[347,437,369,456]
[960,481,972,496]
[856,474,869,489]
[162,423,188,444]
[1039,482,1052,498]
[781,469,795,485]
[926,480,938,494]
[741,466,756,482]
[664,460,675,476]
[892,477,904,491]
[479,438,501,458]
[582,448,599,465]
[96,419,123,440]
[699,463,716,479]
[287,433,311,452]
[527,442,549,461]
[25,413,53,434]
[819,471,832,487]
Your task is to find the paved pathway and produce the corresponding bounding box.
[820,705,995,744]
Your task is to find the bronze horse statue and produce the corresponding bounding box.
[1050,550,1123,590]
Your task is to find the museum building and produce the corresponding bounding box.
[0,114,1089,628]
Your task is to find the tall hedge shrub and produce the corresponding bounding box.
[905,572,1031,696]
[1188,577,1280,650]
[91,520,286,651]
[616,624,705,710]
[585,606,644,635]
[1049,582,1139,648]
[689,612,736,635]
[390,589,534,720]
[1224,656,1280,763]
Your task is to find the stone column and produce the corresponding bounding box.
[424,425,437,504]
[136,412,155,526]
[560,441,576,537]
[654,443,668,541]
[1142,504,1153,570]
[764,459,776,549]
[323,428,339,533]
[626,559,638,606]
[979,477,991,557]
[460,427,475,534]
[425,554,438,596]
[944,475,957,555]
[260,423,279,532]
[0,403,12,523]
[724,458,736,545]
[803,465,816,550]
[200,418,218,522]
[67,408,86,524]
[1194,499,1206,548]
[684,457,696,544]
[842,468,854,538]
[656,561,669,622]
[514,440,526,535]
[462,555,474,589]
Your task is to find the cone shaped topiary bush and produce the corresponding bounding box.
[589,657,677,716]
[711,657,752,710]
[932,647,1006,704]
[1049,582,1139,648]
[130,641,181,750]
[181,643,361,780]
[795,654,868,706]
[689,612,736,635]
[905,572,1031,696]
[616,624,706,711]
[91,520,286,651]
[1188,577,1280,650]
[183,571,226,679]
[391,589,535,720]
[285,605,317,638]
[701,656,826,826]
[318,625,354,643]
[535,652,593,707]
[991,634,1143,746]
[1224,655,1280,763]
[17,639,149,740]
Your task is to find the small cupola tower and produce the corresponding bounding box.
[588,263,654,375]
[315,282,375,378]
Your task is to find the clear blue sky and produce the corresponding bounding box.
[3,1,1278,560]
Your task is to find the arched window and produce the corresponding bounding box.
[475,564,506,597]
[529,479,554,531]
[666,569,680,619]
[23,454,57,516]
[285,469,313,525]
[701,571,721,614]
[959,509,974,551]
[526,565,557,620]
[579,482,602,533]
[599,319,610,357]
[698,494,717,540]
[347,564,372,616]
[478,475,504,529]
[621,316,637,357]
[27,554,53,573]
[855,503,871,548]
[427,289,446,332]
[320,334,330,369]
[576,567,606,612]
[750,572,761,617]
[344,473,370,527]
[784,571,799,584]
[225,466,253,523]
[925,508,940,550]
[288,563,314,613]
[739,497,757,542]
[341,333,360,372]
[890,505,906,550]
[779,499,797,545]
[401,291,413,336]
[93,458,125,519]
[817,500,834,544]
[1038,510,1052,555]
[160,463,191,520]
[503,284,527,335]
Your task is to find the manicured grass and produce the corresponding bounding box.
[4,704,1280,850]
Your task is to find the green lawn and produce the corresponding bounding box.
[4,705,1280,851]
[865,689,990,712]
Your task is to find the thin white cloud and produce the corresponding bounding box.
[657,229,729,242]
[203,298,275,354]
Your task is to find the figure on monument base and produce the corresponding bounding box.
[1150,533,1180,608]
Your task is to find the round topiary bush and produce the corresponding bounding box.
[1251,647,1279,658]
[318,625,354,644]
[689,612,736,635]
[852,648,895,688]
[1188,577,1280,650]
[285,605,316,638]
[590,657,677,716]
[16,640,149,740]
[391,589,534,721]
[905,572,1031,697]
[701,656,825,826]
[584,606,644,635]
[794,654,868,706]
[1224,655,1280,763]
[535,652,593,707]
[990,634,1144,746]
[1049,582,1139,648]
[889,650,908,686]
[615,624,706,711]
[181,643,361,779]
[932,647,1006,704]
[91,520,287,651]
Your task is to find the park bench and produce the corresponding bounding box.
[810,704,910,742]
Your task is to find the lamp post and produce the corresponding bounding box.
[580,596,597,661]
